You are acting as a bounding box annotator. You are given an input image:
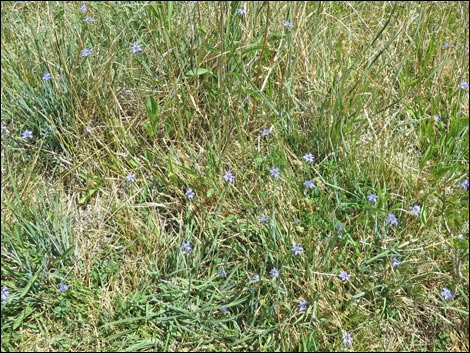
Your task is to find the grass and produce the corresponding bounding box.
[1,1,469,351]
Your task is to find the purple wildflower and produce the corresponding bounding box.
[81,48,93,57]
[223,170,235,184]
[441,288,453,300]
[185,188,195,199]
[298,300,308,311]
[338,271,350,282]
[342,332,353,347]
[131,43,143,54]
[21,130,33,139]
[410,204,420,216]
[302,153,315,163]
[270,167,280,179]
[58,282,69,293]
[291,244,303,256]
[386,213,398,226]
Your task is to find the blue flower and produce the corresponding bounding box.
[409,204,420,216]
[294,218,300,224]
[42,72,52,81]
[181,240,192,253]
[223,170,235,184]
[433,115,441,122]
[80,4,87,13]
[391,258,401,267]
[270,167,280,179]
[298,300,308,311]
[219,305,229,313]
[269,268,279,277]
[442,42,452,49]
[220,268,227,278]
[21,129,33,139]
[283,20,293,28]
[338,271,350,282]
[261,128,271,137]
[251,274,260,281]
[291,244,303,256]
[81,48,93,57]
[386,213,398,226]
[304,180,315,189]
[1,286,10,304]
[342,332,353,347]
[302,153,315,163]
[84,17,95,22]
[126,173,136,182]
[441,288,453,300]
[185,188,195,199]
[131,43,143,54]
[461,179,469,191]
[367,193,378,203]
[335,224,344,233]
[236,8,246,15]
[259,215,269,223]
[459,81,469,90]
[58,282,69,293]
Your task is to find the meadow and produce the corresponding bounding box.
[1,1,469,351]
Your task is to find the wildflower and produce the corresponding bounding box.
[181,240,192,253]
[220,268,227,278]
[410,204,421,216]
[81,48,93,57]
[367,193,378,203]
[58,282,69,293]
[391,257,401,267]
[291,244,303,256]
[126,173,136,182]
[185,188,195,199]
[298,300,308,311]
[342,332,353,347]
[219,305,229,313]
[236,8,246,15]
[270,167,280,179]
[294,218,300,224]
[261,128,271,137]
[304,180,315,189]
[259,215,269,223]
[433,115,441,122]
[84,17,95,22]
[1,124,7,133]
[386,213,398,226]
[459,81,469,90]
[42,72,52,81]
[252,274,260,281]
[283,20,293,28]
[442,42,452,49]
[335,224,344,233]
[441,288,453,300]
[461,179,469,191]
[269,268,279,277]
[223,170,235,184]
[131,43,143,54]
[1,286,10,304]
[80,4,87,13]
[302,153,315,163]
[85,125,93,133]
[21,130,33,139]
[338,271,350,282]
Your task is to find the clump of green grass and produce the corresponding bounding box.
[1,1,468,352]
